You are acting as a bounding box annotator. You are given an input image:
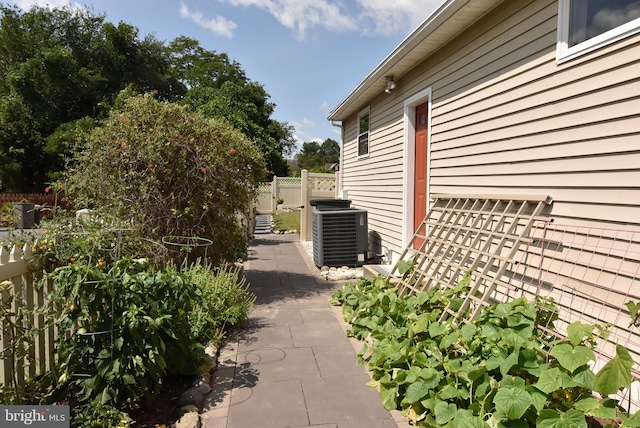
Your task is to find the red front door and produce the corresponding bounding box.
[414,103,428,248]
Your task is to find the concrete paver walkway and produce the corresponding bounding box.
[200,230,409,428]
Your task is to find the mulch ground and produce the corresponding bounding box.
[127,373,193,427]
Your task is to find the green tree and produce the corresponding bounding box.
[63,93,265,263]
[296,138,340,171]
[0,5,293,191]
[168,36,295,178]
[0,4,181,192]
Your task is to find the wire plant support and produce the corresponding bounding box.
[161,235,213,269]
[72,277,121,379]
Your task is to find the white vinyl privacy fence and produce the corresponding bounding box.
[255,170,340,241]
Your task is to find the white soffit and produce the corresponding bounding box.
[328,0,505,122]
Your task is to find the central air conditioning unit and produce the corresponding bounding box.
[312,208,368,267]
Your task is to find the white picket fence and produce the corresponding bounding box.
[0,244,55,394]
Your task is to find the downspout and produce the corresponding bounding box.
[330,120,344,199]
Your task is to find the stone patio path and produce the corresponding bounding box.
[199,217,409,428]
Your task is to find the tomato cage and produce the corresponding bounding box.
[161,235,213,269]
[71,278,123,379]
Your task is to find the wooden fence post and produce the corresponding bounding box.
[300,170,310,241]
[272,176,278,212]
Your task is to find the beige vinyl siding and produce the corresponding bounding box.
[425,0,640,227]
[341,0,640,256]
[342,100,406,250]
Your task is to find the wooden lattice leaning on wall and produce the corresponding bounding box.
[386,193,640,409]
[386,194,553,322]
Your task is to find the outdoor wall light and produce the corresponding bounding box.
[385,77,396,93]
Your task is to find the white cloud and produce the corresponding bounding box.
[291,117,327,145]
[355,0,442,37]
[13,0,67,8]
[222,0,357,39]
[179,3,237,38]
[219,0,438,39]
[12,0,82,10]
[320,101,330,113]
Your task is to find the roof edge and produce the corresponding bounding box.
[327,0,476,121]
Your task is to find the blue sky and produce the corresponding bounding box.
[9,0,442,151]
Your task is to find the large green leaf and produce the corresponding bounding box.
[379,383,399,410]
[487,349,507,371]
[534,367,562,393]
[420,367,442,390]
[502,375,526,388]
[550,343,595,373]
[438,384,460,400]
[440,331,460,349]
[461,323,478,341]
[529,388,548,413]
[493,384,532,420]
[536,409,587,428]
[434,401,457,425]
[571,397,599,413]
[573,397,616,420]
[403,365,424,384]
[406,381,432,403]
[429,321,447,338]
[594,344,634,395]
[500,350,520,376]
[566,322,593,346]
[413,315,430,334]
[481,322,501,340]
[571,367,595,390]
[454,416,490,428]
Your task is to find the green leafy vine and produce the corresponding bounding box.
[331,275,640,427]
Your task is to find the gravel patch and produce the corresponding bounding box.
[301,241,364,281]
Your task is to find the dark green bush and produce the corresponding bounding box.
[43,257,205,409]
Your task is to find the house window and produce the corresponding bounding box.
[357,109,370,158]
[557,0,640,63]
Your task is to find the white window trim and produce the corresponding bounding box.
[357,107,370,159]
[402,87,432,250]
[557,0,640,64]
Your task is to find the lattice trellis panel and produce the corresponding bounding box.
[387,194,552,322]
[308,175,336,192]
[276,177,302,187]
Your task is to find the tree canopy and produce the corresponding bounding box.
[0,4,294,192]
[168,36,295,178]
[295,138,340,172]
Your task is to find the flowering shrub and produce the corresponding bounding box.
[63,92,265,264]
